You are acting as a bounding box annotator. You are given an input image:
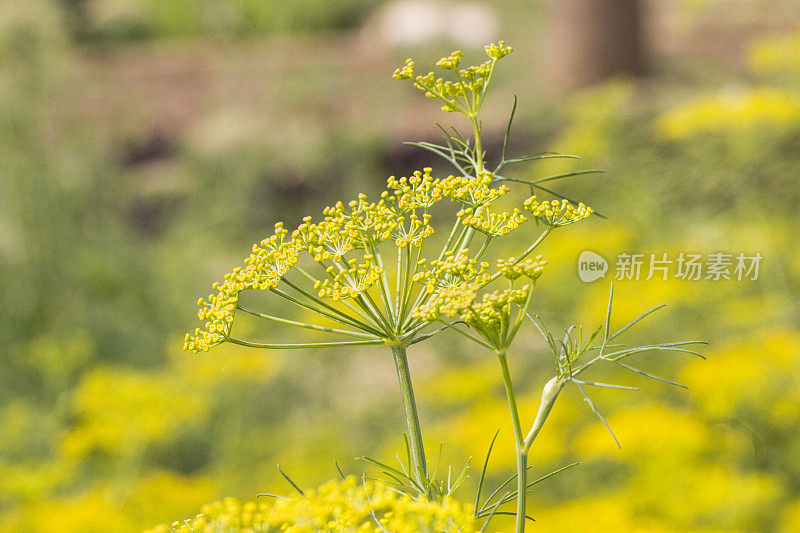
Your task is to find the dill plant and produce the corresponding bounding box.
[184,41,704,531]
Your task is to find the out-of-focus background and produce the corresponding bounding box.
[2,0,800,530]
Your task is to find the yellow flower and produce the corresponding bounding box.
[146,476,477,533]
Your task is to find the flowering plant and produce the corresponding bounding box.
[182,42,704,531]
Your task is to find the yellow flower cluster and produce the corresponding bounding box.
[484,41,513,60]
[459,205,526,237]
[317,194,395,252]
[392,58,415,80]
[523,196,594,227]
[145,476,477,533]
[435,50,463,71]
[749,28,800,75]
[184,167,522,352]
[497,255,547,281]
[382,168,441,247]
[412,281,533,333]
[184,223,302,353]
[411,250,498,323]
[656,88,800,140]
[314,257,384,301]
[245,223,302,286]
[412,254,546,335]
[384,168,443,212]
[394,42,513,114]
[413,285,479,322]
[443,173,508,208]
[462,286,531,329]
[413,250,491,295]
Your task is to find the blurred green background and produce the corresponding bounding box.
[2,0,800,530]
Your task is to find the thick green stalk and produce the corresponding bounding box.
[497,352,527,533]
[391,344,429,496]
[515,451,528,532]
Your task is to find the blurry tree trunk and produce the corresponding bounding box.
[551,0,648,89]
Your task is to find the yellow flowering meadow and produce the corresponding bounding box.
[656,87,800,139]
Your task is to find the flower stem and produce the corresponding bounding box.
[497,352,527,533]
[515,451,528,533]
[390,344,429,497]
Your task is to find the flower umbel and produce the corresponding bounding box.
[523,196,594,227]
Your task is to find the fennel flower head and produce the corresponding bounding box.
[184,41,594,356]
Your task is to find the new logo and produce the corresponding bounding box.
[578,250,608,282]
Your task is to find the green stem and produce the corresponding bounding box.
[497,352,527,533]
[471,116,484,173]
[226,337,385,349]
[395,244,403,321]
[369,245,397,327]
[390,344,429,497]
[235,305,379,339]
[474,236,492,261]
[399,244,416,324]
[274,281,382,335]
[515,451,528,533]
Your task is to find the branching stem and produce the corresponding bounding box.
[497,351,564,533]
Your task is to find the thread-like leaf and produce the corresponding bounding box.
[479,498,506,532]
[530,169,605,185]
[604,341,708,361]
[495,95,518,173]
[474,429,500,513]
[256,492,288,500]
[574,379,638,391]
[491,462,580,507]
[607,304,666,342]
[616,361,688,388]
[478,465,535,515]
[605,283,614,342]
[360,456,411,483]
[277,465,304,495]
[573,381,620,448]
